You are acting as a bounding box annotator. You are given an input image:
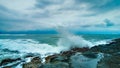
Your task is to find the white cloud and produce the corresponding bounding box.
[0,0,120,32]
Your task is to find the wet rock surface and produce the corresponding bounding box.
[96,38,120,68]
[23,47,98,68]
[41,62,69,68]
[97,53,120,68]
[0,58,21,66]
[22,38,120,68]
[23,57,42,68]
[90,38,120,54]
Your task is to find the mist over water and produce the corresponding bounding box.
[0,30,94,58]
[0,28,113,58]
[56,26,94,49]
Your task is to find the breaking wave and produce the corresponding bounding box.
[0,34,108,57]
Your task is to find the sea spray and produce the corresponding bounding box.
[0,39,61,55]
[56,26,94,50]
[0,30,107,61]
[0,27,107,57]
[0,27,110,68]
[0,35,111,68]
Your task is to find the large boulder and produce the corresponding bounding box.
[42,62,69,68]
[23,57,42,68]
[97,53,120,68]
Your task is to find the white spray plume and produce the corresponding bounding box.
[55,25,94,50]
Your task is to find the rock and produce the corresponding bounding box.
[60,47,89,57]
[2,66,12,68]
[24,53,41,58]
[60,50,74,57]
[0,47,91,68]
[70,53,100,68]
[45,54,59,63]
[42,62,69,68]
[45,54,71,65]
[82,52,98,58]
[71,47,89,52]
[45,47,89,63]
[97,53,120,68]
[31,57,42,64]
[0,58,21,66]
[23,57,42,68]
[90,38,120,54]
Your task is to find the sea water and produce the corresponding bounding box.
[0,34,120,68]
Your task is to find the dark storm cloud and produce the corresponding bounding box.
[0,5,32,31]
[92,19,115,28]
[104,19,114,27]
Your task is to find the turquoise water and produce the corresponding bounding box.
[0,34,120,68]
[0,34,120,45]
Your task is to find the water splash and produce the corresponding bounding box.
[56,26,94,51]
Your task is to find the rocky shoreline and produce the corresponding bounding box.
[0,38,120,68]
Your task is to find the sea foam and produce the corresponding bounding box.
[0,32,108,57]
[0,28,108,59]
[0,39,61,56]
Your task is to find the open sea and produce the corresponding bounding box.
[0,34,120,68]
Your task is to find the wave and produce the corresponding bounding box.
[0,37,108,58]
[0,34,109,68]
[0,28,109,67]
[0,27,109,57]
[0,39,61,56]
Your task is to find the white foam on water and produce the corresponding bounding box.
[0,29,96,57]
[0,33,109,58]
[0,27,110,58]
[0,34,109,68]
[0,38,108,58]
[0,39,61,56]
[0,32,109,59]
[91,39,110,46]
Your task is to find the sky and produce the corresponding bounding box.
[0,0,120,34]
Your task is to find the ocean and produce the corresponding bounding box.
[0,34,120,68]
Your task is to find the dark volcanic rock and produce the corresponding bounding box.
[90,38,120,54]
[97,53,120,68]
[45,54,59,63]
[0,58,21,66]
[45,47,89,63]
[95,38,120,68]
[31,57,42,64]
[42,62,69,68]
[23,57,42,68]
[24,53,41,58]
[3,66,12,68]
[60,47,89,57]
[82,52,98,58]
[71,47,89,52]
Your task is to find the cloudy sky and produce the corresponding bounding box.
[0,0,120,33]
